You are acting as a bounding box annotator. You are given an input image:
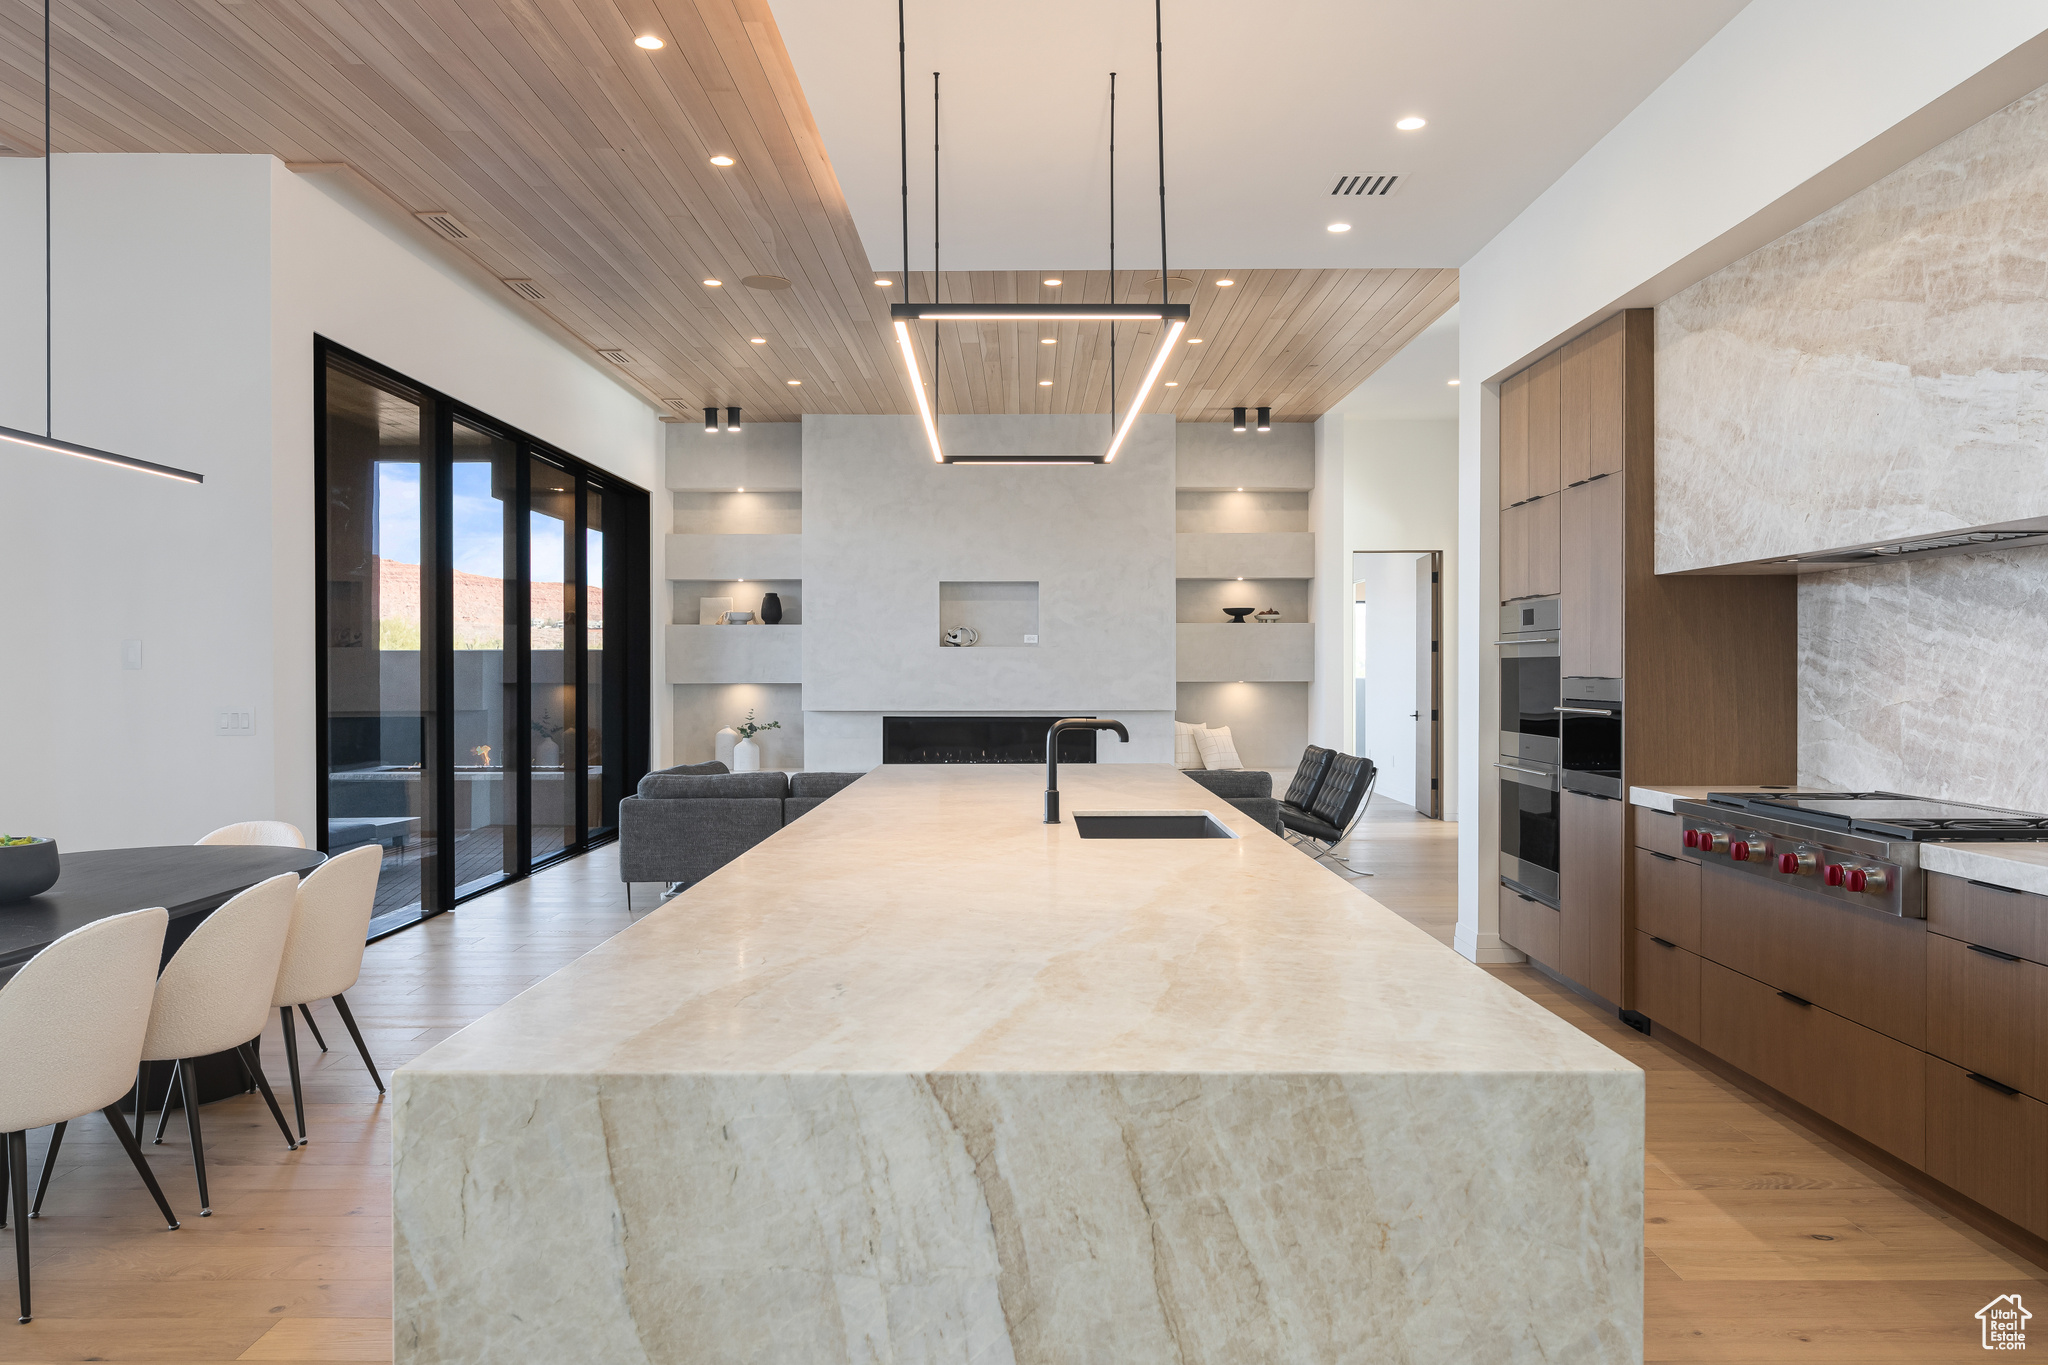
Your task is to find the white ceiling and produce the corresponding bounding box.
[772,0,1751,272]
[1326,305,1460,421]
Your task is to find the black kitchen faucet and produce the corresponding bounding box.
[1044,718,1130,823]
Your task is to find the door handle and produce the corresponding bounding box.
[1553,706,1617,716]
[1409,711,1419,719]
[1494,637,1559,645]
[1967,943,2023,962]
[1492,762,1551,778]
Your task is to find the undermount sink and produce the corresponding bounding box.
[1072,810,1237,839]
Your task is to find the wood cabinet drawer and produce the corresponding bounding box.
[1500,883,1558,970]
[1699,862,1926,1049]
[1633,808,1698,864]
[1635,931,1700,1040]
[1635,847,1700,952]
[1927,871,2048,964]
[1924,1055,2048,1239]
[1699,960,1924,1165]
[1927,932,2048,1101]
[1561,791,1625,1000]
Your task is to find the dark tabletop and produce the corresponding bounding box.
[0,845,327,981]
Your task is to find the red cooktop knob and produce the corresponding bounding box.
[1846,868,1868,892]
[1732,840,1753,861]
[1778,851,1818,876]
[1822,864,1846,887]
[1683,829,1701,849]
[1702,830,1729,855]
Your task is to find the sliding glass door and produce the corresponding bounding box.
[316,341,649,934]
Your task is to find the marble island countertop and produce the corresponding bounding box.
[1628,782,1809,812]
[394,764,1642,1364]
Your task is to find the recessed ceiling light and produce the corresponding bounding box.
[1044,278,1061,285]
[749,337,766,344]
[1164,381,1178,386]
[1039,379,1052,386]
[1327,223,1351,233]
[1396,116,1427,131]
[786,379,802,385]
[1216,279,1234,287]
[635,34,664,50]
[703,278,722,287]
[1236,488,1243,492]
[1040,338,1056,345]
[737,487,746,492]
[709,155,735,166]
[1447,378,1460,386]
[874,278,893,286]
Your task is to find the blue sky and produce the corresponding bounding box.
[376,461,596,584]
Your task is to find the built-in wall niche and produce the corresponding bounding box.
[1176,578,1310,624]
[671,490,802,535]
[1175,490,1310,534]
[1176,681,1309,769]
[939,581,1038,648]
[671,580,800,625]
[671,682,804,770]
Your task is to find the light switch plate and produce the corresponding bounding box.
[1024,634,1038,644]
[121,639,143,670]
[215,708,256,737]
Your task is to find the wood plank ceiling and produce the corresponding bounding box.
[0,0,1455,424]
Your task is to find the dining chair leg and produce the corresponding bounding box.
[152,1060,181,1145]
[100,1106,178,1231]
[177,1061,211,1216]
[280,1008,308,1143]
[331,993,385,1094]
[10,1130,30,1322]
[237,1043,299,1151]
[1,1127,9,1229]
[28,1121,65,1218]
[298,1003,329,1052]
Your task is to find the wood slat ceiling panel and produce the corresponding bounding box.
[0,0,1454,423]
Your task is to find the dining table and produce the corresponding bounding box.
[0,843,329,1105]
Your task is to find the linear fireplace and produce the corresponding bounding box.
[883,716,1098,765]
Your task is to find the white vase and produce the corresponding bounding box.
[714,727,739,768]
[732,736,762,773]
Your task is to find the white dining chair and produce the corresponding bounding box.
[194,821,306,848]
[0,907,181,1324]
[133,873,302,1216]
[272,846,385,1142]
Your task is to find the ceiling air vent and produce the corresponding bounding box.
[1329,174,1404,198]
[503,278,546,301]
[740,274,793,291]
[414,211,472,240]
[596,349,632,365]
[664,399,697,414]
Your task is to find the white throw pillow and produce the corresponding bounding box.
[1173,720,1207,770]
[1196,724,1243,771]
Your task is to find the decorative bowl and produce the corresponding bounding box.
[0,836,60,903]
[1253,610,1280,623]
[1223,607,1253,623]
[724,611,755,624]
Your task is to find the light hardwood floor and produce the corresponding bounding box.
[6,807,2042,1361]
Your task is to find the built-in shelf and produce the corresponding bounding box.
[1175,623,1314,683]
[1175,531,1315,580]
[665,624,802,684]
[665,532,803,581]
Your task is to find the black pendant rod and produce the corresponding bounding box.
[897,0,907,298]
[932,69,940,416]
[1108,71,1116,431]
[1155,0,1167,288]
[44,0,53,437]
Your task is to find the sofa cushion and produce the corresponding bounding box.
[1183,769,1272,800]
[789,771,863,799]
[649,761,730,778]
[1173,720,1207,770]
[1194,724,1244,770]
[636,771,790,801]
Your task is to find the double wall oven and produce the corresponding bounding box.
[1497,597,1624,905]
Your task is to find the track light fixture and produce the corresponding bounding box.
[1232,407,1247,433]
[1256,407,1271,432]
[703,407,718,434]
[726,406,742,432]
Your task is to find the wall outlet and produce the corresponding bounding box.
[216,708,256,737]
[1023,634,1038,644]
[121,639,143,670]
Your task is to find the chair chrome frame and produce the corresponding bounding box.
[1283,767,1379,875]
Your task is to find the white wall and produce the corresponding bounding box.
[1352,556,1420,805]
[0,154,662,851]
[1450,5,2048,963]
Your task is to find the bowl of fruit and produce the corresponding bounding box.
[0,835,59,903]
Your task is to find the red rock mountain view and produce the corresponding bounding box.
[376,557,601,649]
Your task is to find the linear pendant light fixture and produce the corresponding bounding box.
[0,1,203,484]
[890,0,1185,464]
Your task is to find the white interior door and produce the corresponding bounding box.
[1413,552,1442,817]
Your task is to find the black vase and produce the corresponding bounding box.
[759,592,783,625]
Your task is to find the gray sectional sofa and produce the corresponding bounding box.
[1182,768,1281,833]
[617,764,864,889]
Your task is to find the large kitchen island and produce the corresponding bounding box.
[393,764,1641,1363]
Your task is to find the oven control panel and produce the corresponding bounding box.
[1679,817,1914,918]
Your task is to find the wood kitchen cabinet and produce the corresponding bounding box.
[1634,931,1701,1040]
[1558,332,1590,488]
[1584,316,1625,479]
[1925,1055,2048,1239]
[1500,882,1559,970]
[1560,474,1623,677]
[1526,352,1560,499]
[1927,931,2048,1100]
[1499,368,1529,509]
[1634,847,1700,951]
[1561,790,1625,1002]
[1634,808,1697,864]
[1524,494,1560,598]
[1927,872,2048,964]
[1499,500,1526,601]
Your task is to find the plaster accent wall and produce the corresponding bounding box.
[800,416,1176,747]
[1657,82,2048,573]
[1801,549,2048,812]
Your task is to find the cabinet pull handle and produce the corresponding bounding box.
[1492,762,1552,778]
[1967,1071,2021,1097]
[1565,788,1617,800]
[1966,879,2024,895]
[1553,706,1617,716]
[1649,936,1676,949]
[1646,851,1678,863]
[1967,943,2023,962]
[1777,990,1813,1007]
[1493,637,1560,645]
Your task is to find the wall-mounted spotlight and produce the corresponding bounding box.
[1256,407,1271,432]
[704,407,719,434]
[1232,407,1247,433]
[726,406,742,432]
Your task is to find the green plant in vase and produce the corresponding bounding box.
[731,708,780,773]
